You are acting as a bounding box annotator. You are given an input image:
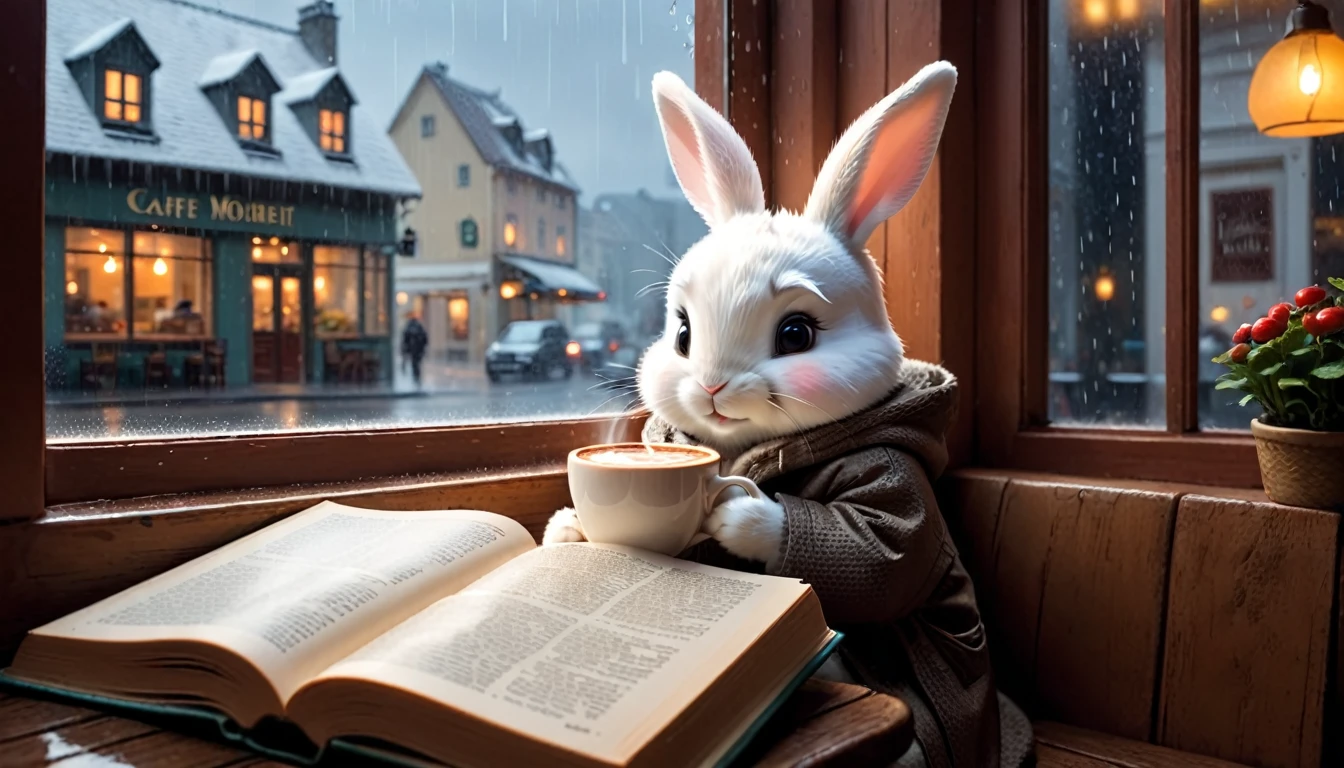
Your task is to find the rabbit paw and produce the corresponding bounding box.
[542,507,587,544]
[703,496,785,568]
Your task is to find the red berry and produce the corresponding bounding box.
[1304,311,1324,337]
[1317,306,1344,336]
[1268,302,1293,323]
[1252,316,1286,343]
[1232,323,1253,344]
[1296,285,1327,307]
[1229,343,1251,363]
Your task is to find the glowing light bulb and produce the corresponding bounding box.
[98,243,107,254]
[1094,274,1115,301]
[269,237,279,246]
[315,276,327,291]
[1083,0,1108,25]
[1116,0,1138,20]
[66,280,78,295]
[396,291,408,306]
[252,247,263,260]
[1210,305,1230,323]
[252,237,262,245]
[152,257,168,276]
[281,246,289,255]
[103,256,117,274]
[500,282,519,300]
[1300,63,1322,95]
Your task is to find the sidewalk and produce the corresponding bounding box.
[47,360,487,408]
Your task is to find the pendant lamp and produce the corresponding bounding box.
[1249,2,1344,137]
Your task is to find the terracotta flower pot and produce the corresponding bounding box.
[1250,419,1344,510]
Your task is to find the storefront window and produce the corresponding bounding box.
[363,252,389,335]
[448,295,470,341]
[251,236,300,263]
[131,230,211,338]
[314,245,360,337]
[64,227,126,338]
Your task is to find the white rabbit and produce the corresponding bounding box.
[544,61,958,566]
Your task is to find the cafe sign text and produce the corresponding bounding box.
[126,188,297,228]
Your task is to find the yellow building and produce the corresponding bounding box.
[388,62,599,364]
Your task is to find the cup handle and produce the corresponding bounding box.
[706,475,765,506]
[686,475,766,549]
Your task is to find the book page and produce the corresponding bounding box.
[30,502,535,702]
[306,543,810,763]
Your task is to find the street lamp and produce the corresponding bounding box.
[1249,2,1344,137]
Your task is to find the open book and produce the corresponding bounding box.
[3,502,835,768]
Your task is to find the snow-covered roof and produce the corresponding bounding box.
[65,18,137,62]
[198,49,263,88]
[395,64,578,194]
[278,67,348,105]
[48,0,419,198]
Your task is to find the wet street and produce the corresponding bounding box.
[46,365,642,442]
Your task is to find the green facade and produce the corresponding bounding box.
[47,175,398,391]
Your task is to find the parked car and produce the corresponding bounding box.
[572,320,628,369]
[486,320,580,382]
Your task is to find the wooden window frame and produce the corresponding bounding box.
[974,0,1261,488]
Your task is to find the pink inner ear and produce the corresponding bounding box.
[846,92,945,239]
[659,98,715,222]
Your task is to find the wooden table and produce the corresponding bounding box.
[0,680,910,767]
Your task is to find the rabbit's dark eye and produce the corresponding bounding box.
[675,310,691,357]
[775,313,817,356]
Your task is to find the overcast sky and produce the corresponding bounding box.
[198,0,696,203]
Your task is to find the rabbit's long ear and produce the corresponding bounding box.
[804,61,957,248]
[652,71,765,228]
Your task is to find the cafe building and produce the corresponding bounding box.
[43,0,421,391]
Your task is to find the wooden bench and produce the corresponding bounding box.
[937,471,1340,768]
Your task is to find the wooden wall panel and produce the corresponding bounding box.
[991,480,1176,739]
[837,1,888,272]
[771,0,835,213]
[1158,496,1337,768]
[0,0,46,522]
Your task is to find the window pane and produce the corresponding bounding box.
[1194,0,1336,430]
[1046,0,1166,427]
[64,252,125,337]
[131,254,210,337]
[364,256,389,335]
[45,0,697,440]
[252,274,274,331]
[251,237,300,263]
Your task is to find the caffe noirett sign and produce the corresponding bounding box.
[46,177,397,243]
[125,188,297,228]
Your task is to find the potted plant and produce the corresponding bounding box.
[1212,279,1344,509]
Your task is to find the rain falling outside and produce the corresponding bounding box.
[44,0,699,440]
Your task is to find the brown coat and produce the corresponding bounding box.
[644,360,1033,768]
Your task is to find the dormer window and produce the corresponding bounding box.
[237,96,267,141]
[103,69,143,124]
[199,50,281,154]
[319,108,347,154]
[65,19,160,137]
[280,67,357,160]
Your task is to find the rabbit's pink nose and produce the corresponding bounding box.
[701,381,727,396]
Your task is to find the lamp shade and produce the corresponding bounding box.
[1249,5,1344,137]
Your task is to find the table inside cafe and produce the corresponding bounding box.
[0,678,910,767]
